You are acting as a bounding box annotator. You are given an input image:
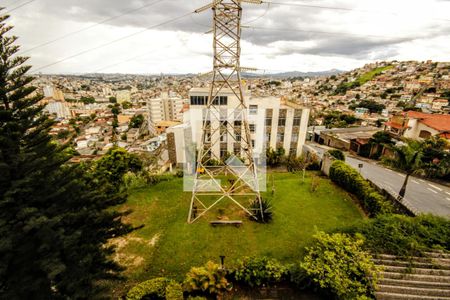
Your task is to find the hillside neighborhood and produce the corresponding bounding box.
[2,3,450,298]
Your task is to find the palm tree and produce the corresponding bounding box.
[384,140,425,200]
[421,137,450,179]
[368,131,394,159]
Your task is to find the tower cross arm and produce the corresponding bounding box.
[195,0,262,14]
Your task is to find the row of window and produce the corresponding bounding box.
[219,146,297,158]
[265,132,299,144]
[190,96,228,106]
[205,131,300,146]
[264,116,301,127]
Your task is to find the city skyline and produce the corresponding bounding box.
[4,0,450,74]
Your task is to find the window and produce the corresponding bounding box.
[277,132,284,143]
[220,132,227,142]
[212,96,228,105]
[234,120,242,127]
[265,132,271,143]
[251,140,255,148]
[278,109,287,126]
[249,105,258,115]
[289,148,297,156]
[293,116,301,126]
[235,133,241,141]
[190,96,207,105]
[220,148,228,158]
[419,130,432,139]
[265,118,272,126]
[249,124,256,133]
[291,132,299,143]
[234,146,240,155]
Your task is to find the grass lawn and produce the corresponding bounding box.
[111,172,364,295]
[343,65,393,89]
[356,65,393,85]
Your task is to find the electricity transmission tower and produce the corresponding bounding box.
[188,0,264,223]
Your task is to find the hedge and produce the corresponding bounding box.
[329,160,393,217]
[345,214,450,256]
[327,149,345,161]
[126,277,183,300]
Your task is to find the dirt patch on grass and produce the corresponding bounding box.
[110,233,162,268]
[148,233,160,246]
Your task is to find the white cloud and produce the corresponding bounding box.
[4,0,450,74]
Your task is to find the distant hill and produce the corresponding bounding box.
[242,69,344,79]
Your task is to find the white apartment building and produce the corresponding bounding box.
[167,87,310,166]
[147,92,185,134]
[43,85,65,101]
[44,101,71,119]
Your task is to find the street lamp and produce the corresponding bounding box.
[220,255,226,270]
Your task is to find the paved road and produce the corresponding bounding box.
[305,143,450,217]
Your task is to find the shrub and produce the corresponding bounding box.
[329,160,393,216]
[300,231,380,300]
[165,282,184,300]
[184,261,232,296]
[286,155,307,172]
[305,156,321,170]
[249,198,273,223]
[126,277,181,300]
[266,147,286,167]
[123,172,175,189]
[234,256,287,287]
[123,172,148,190]
[345,214,450,256]
[327,149,345,161]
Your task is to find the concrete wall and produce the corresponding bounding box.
[320,152,336,176]
[404,120,439,140]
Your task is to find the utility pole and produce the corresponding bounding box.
[188,0,263,223]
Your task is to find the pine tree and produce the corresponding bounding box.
[0,11,134,299]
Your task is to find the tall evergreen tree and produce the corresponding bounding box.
[0,11,133,299]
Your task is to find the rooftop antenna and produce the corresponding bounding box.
[188,0,263,223]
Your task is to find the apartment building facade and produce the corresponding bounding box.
[167,87,310,166]
[147,92,185,134]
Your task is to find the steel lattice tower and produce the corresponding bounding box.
[188,0,263,223]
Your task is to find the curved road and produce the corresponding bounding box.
[306,143,450,218]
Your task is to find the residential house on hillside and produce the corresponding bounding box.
[385,111,450,140]
[318,127,380,150]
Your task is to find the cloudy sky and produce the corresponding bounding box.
[3,0,450,74]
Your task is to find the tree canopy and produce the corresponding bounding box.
[0,13,134,299]
[322,111,359,128]
[349,100,386,113]
[129,114,144,129]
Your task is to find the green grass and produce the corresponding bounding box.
[113,172,364,294]
[342,65,393,90]
[356,65,393,85]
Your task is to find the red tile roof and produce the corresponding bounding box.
[406,111,450,132]
[440,132,450,139]
[385,121,407,129]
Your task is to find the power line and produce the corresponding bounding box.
[21,0,166,54]
[90,51,155,73]
[263,1,450,22]
[245,25,407,40]
[90,36,209,74]
[31,11,194,73]
[4,0,37,13]
[87,25,424,74]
